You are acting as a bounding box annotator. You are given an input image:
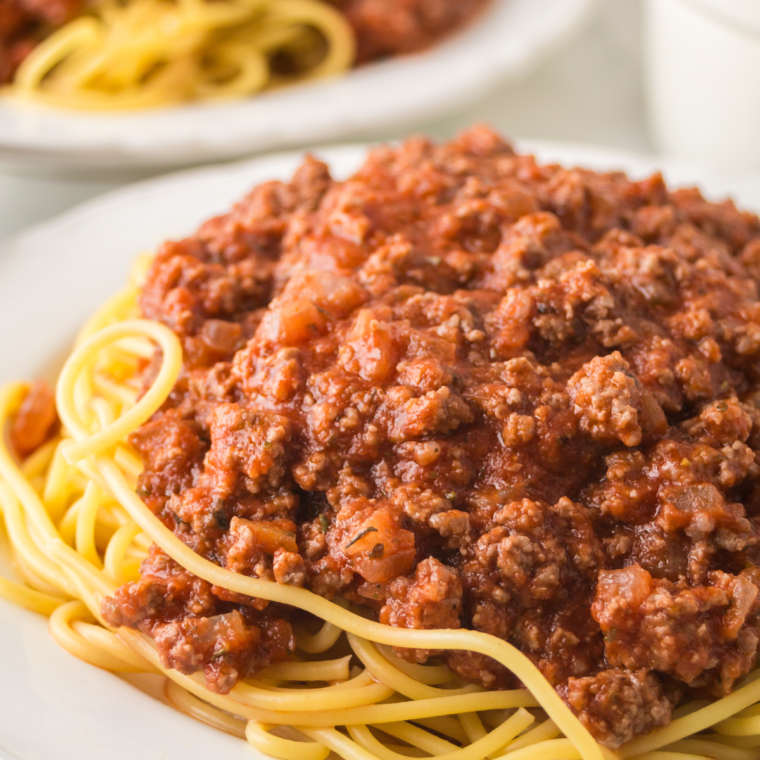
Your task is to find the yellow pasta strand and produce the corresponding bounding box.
[502,720,561,754]
[412,716,470,745]
[348,726,411,760]
[103,522,142,584]
[0,481,78,597]
[462,712,489,744]
[379,721,459,756]
[258,655,352,683]
[165,680,248,739]
[0,576,64,615]
[348,633,480,701]
[74,482,104,568]
[7,0,355,110]
[19,436,59,480]
[297,617,346,653]
[497,739,581,760]
[246,720,330,760]
[71,619,154,672]
[50,601,144,672]
[376,644,454,686]
[42,441,76,520]
[57,321,184,465]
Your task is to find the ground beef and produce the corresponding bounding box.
[567,352,667,447]
[101,127,760,747]
[101,546,295,693]
[593,564,760,694]
[380,557,462,662]
[564,669,672,749]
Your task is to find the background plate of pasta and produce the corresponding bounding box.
[0,0,594,170]
[5,134,760,760]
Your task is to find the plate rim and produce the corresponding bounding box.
[4,135,759,257]
[0,0,597,169]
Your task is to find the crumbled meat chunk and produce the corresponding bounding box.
[380,557,462,662]
[273,549,307,586]
[101,546,217,630]
[221,516,298,583]
[129,411,205,516]
[593,565,760,693]
[153,611,262,694]
[386,385,474,443]
[567,352,666,447]
[565,669,671,749]
[471,499,571,605]
[205,403,291,496]
[101,548,294,692]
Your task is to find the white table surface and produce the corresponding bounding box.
[0,0,646,243]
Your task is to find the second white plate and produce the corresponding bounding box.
[0,0,594,171]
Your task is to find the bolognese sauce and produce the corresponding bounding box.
[100,127,760,748]
[330,0,487,63]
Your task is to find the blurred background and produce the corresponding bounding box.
[2,0,759,242]
[0,0,641,240]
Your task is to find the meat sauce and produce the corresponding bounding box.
[330,0,487,63]
[99,127,760,748]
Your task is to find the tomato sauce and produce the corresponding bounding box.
[101,128,760,747]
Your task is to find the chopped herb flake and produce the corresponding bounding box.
[346,526,379,549]
[318,514,329,533]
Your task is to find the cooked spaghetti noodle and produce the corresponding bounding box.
[5,0,355,109]
[4,131,760,760]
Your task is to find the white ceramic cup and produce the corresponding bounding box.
[645,0,760,172]
[688,0,760,34]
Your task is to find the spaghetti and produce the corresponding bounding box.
[4,131,760,760]
[5,0,355,110]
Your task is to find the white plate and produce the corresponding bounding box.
[2,140,760,760]
[0,0,595,172]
